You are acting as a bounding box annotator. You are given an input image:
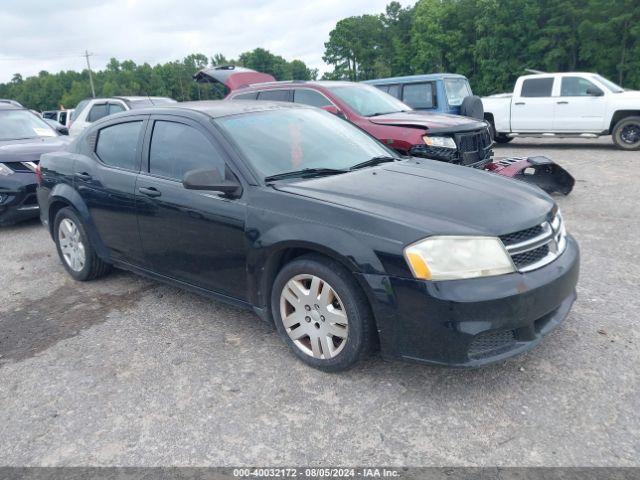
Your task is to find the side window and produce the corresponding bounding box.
[257,90,292,102]
[149,121,225,181]
[561,77,601,96]
[387,84,401,99]
[95,121,143,170]
[233,92,258,100]
[375,85,389,93]
[87,104,109,122]
[402,82,435,109]
[59,111,67,125]
[109,103,126,115]
[293,89,332,108]
[521,78,554,97]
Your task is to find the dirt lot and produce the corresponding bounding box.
[0,137,638,466]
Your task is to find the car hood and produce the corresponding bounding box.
[617,89,640,99]
[367,111,487,133]
[0,136,70,163]
[274,160,554,237]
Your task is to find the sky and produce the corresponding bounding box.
[0,0,413,83]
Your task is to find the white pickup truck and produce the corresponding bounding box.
[482,72,640,150]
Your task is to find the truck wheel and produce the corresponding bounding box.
[494,134,514,144]
[612,116,640,150]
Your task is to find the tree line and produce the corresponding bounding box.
[1,0,637,111]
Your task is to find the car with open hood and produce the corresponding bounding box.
[194,66,574,195]
[37,101,579,371]
[0,102,70,226]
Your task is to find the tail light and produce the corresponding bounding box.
[35,163,43,184]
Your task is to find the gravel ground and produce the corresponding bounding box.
[0,137,638,467]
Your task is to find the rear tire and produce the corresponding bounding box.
[612,116,640,150]
[54,207,111,281]
[271,254,375,372]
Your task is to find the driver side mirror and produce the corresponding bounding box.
[182,167,242,197]
[321,105,346,119]
[586,86,603,97]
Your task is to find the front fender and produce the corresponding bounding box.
[248,222,387,310]
[46,183,111,261]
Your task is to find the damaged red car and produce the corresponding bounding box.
[194,66,574,195]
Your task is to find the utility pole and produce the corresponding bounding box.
[83,50,96,98]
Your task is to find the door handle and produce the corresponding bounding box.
[514,102,525,106]
[138,186,161,198]
[74,172,92,181]
[556,101,569,105]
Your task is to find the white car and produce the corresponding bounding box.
[69,96,177,136]
[482,72,640,150]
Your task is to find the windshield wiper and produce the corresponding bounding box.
[368,110,410,117]
[264,168,348,182]
[349,155,398,171]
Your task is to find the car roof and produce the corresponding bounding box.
[79,96,176,103]
[233,79,372,93]
[363,73,468,85]
[0,99,23,108]
[0,103,24,111]
[110,100,310,119]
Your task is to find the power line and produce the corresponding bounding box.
[82,50,96,98]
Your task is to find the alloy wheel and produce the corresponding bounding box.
[279,274,349,359]
[620,124,640,145]
[58,218,86,272]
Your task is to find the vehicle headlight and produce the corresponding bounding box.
[422,135,456,149]
[404,236,515,281]
[0,163,14,176]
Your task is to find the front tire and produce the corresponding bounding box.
[54,207,111,281]
[612,116,640,150]
[271,255,375,372]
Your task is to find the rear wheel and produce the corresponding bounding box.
[54,207,111,281]
[271,255,375,372]
[612,116,640,150]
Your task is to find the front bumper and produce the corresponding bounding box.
[359,235,580,367]
[0,173,39,226]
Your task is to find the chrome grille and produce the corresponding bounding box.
[501,213,567,272]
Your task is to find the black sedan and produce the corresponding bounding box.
[37,101,579,371]
[0,103,70,226]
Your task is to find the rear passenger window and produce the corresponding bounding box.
[87,104,109,122]
[257,90,291,102]
[95,121,142,170]
[521,78,554,97]
[149,121,225,181]
[402,83,435,109]
[387,84,401,99]
[233,92,258,100]
[293,89,332,108]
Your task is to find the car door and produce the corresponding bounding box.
[136,115,248,300]
[553,76,607,132]
[510,77,556,132]
[73,116,147,265]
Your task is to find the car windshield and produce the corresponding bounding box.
[217,108,395,180]
[444,78,472,106]
[591,74,624,93]
[0,109,57,141]
[327,84,410,116]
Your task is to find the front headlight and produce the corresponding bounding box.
[0,163,14,176]
[404,236,515,281]
[422,135,456,149]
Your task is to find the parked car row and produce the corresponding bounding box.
[194,66,575,195]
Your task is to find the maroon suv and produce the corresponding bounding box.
[194,66,574,194]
